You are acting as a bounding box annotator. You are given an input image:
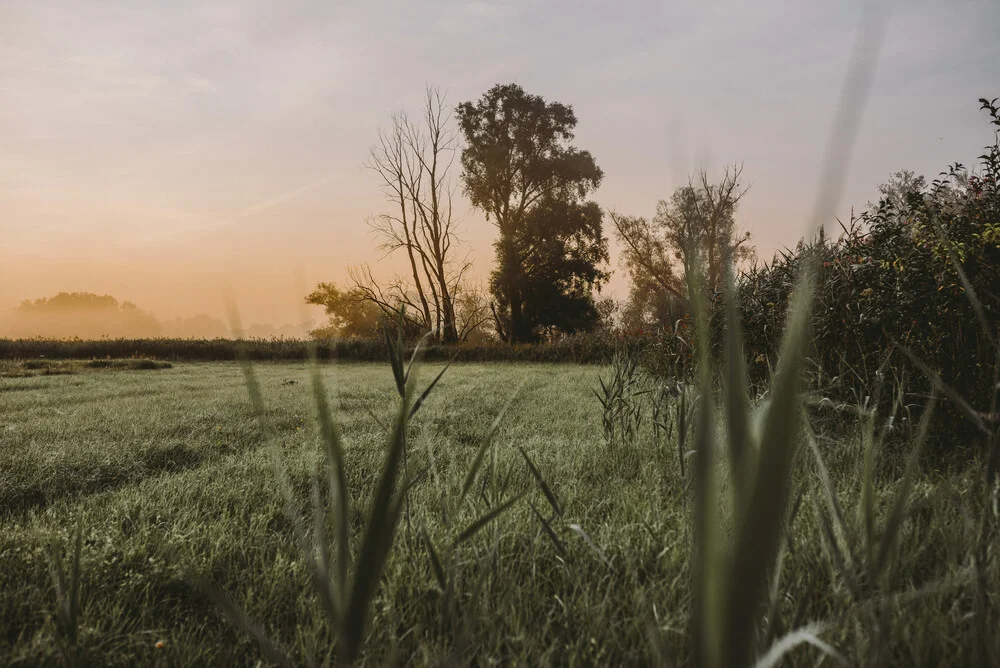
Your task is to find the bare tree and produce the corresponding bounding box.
[610,163,754,327]
[679,163,754,291]
[362,87,469,342]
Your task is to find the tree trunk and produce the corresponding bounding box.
[440,290,459,343]
[435,257,459,343]
[509,289,525,343]
[501,236,528,343]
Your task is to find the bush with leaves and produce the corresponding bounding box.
[738,97,1000,445]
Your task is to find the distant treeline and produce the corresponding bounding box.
[0,334,625,365]
[1,292,312,340]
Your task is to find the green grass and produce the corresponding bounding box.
[0,360,995,665]
[0,358,172,379]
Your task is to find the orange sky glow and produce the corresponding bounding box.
[2,0,998,335]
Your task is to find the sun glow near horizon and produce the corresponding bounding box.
[1,0,997,334]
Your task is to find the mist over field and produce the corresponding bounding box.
[0,292,314,340]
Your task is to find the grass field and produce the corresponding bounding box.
[0,359,996,666]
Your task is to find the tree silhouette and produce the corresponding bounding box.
[457,83,605,342]
[611,164,754,328]
[356,87,470,342]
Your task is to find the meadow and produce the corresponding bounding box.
[0,353,995,666]
[2,100,998,662]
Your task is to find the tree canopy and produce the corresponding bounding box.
[305,282,383,339]
[457,83,607,342]
[611,165,754,329]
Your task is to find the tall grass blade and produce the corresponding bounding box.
[308,361,350,612]
[410,362,450,418]
[363,403,387,430]
[68,524,82,644]
[518,446,562,516]
[382,316,406,397]
[46,524,84,647]
[677,389,688,478]
[342,376,413,661]
[762,545,788,649]
[457,381,525,510]
[804,416,857,589]
[687,251,721,668]
[455,492,527,545]
[529,501,567,556]
[754,623,847,668]
[309,475,340,625]
[421,530,447,590]
[816,499,857,596]
[724,271,815,667]
[405,330,434,383]
[896,343,988,435]
[196,577,293,668]
[874,395,935,578]
[989,341,1000,486]
[568,523,613,570]
[861,408,878,569]
[724,255,753,506]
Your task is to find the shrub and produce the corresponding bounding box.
[738,98,1000,446]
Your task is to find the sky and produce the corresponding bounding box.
[1,0,998,332]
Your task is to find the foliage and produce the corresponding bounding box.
[0,333,625,364]
[495,198,610,338]
[593,344,645,448]
[0,358,171,378]
[738,98,1000,445]
[611,165,754,329]
[305,282,384,339]
[457,83,607,343]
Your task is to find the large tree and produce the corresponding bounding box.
[610,164,754,328]
[457,83,606,343]
[491,198,609,340]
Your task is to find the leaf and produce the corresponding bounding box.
[421,531,447,590]
[518,446,562,516]
[195,577,293,668]
[455,492,526,545]
[754,623,847,668]
[342,377,413,661]
[529,502,567,556]
[409,363,450,419]
[568,523,613,570]
[934,224,995,347]
[874,395,935,578]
